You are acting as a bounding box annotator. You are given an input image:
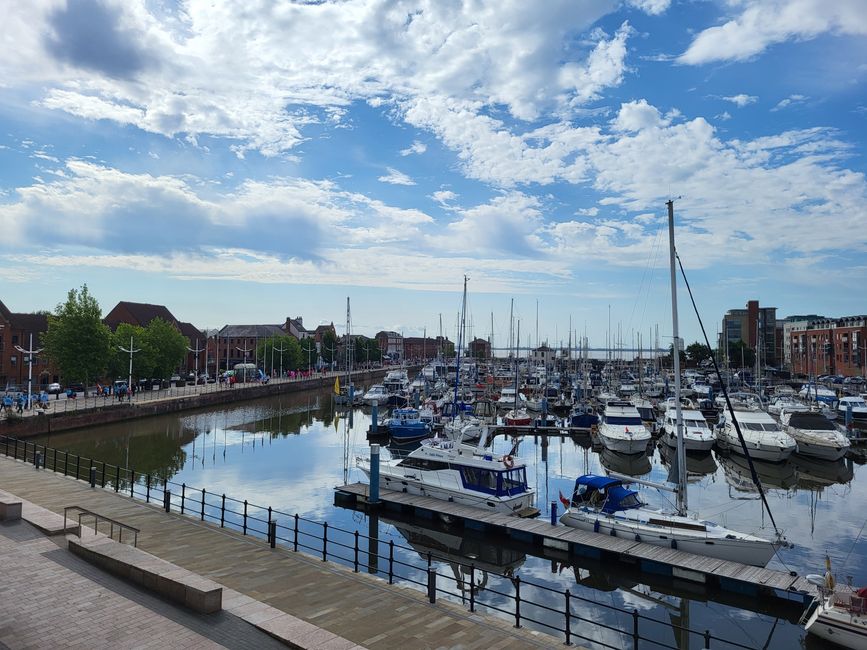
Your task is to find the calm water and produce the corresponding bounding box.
[33,388,867,649]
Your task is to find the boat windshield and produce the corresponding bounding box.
[684,419,709,430]
[458,466,527,496]
[606,416,643,426]
[788,414,837,431]
[742,422,780,432]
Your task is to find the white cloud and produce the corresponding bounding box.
[430,189,458,205]
[716,111,732,121]
[679,0,867,65]
[576,207,599,216]
[400,140,427,156]
[772,94,809,111]
[378,167,416,186]
[626,0,671,15]
[722,94,757,108]
[612,99,667,132]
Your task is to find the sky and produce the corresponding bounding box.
[0,0,865,352]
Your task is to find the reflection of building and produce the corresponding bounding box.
[720,300,778,367]
[788,316,867,377]
[0,301,55,389]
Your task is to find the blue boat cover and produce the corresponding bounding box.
[574,474,641,513]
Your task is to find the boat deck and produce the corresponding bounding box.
[336,481,816,606]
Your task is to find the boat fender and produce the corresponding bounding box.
[593,520,600,533]
[825,571,835,590]
[502,455,514,469]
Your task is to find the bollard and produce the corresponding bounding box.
[34,451,42,470]
[414,390,420,408]
[164,489,171,513]
[427,567,437,603]
[89,466,96,488]
[269,521,277,548]
[371,402,378,433]
[550,501,557,526]
[370,444,380,505]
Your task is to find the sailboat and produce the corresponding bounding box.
[504,321,532,426]
[334,297,363,406]
[560,200,781,567]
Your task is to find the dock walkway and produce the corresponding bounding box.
[0,455,556,649]
[336,482,816,607]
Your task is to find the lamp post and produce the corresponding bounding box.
[272,340,288,379]
[14,333,43,410]
[187,338,205,385]
[118,336,141,395]
[236,342,253,382]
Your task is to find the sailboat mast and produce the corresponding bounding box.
[514,320,521,411]
[453,276,468,406]
[667,199,687,515]
[345,297,351,386]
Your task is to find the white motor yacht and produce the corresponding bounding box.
[767,396,808,416]
[357,437,535,515]
[496,387,527,410]
[781,409,850,461]
[716,406,797,462]
[838,396,867,422]
[596,401,651,455]
[362,384,390,405]
[660,409,714,452]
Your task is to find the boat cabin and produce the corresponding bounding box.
[395,456,529,497]
[569,475,642,514]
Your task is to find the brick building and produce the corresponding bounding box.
[375,331,403,360]
[104,301,205,375]
[0,301,55,390]
[788,315,867,378]
[209,324,286,375]
[403,336,452,361]
[720,300,779,367]
[469,338,491,359]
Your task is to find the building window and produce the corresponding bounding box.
[12,335,18,345]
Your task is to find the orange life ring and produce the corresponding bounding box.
[502,455,514,469]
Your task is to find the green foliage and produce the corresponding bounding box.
[320,330,338,363]
[727,341,756,369]
[686,342,713,364]
[354,336,380,365]
[43,285,111,385]
[256,335,302,373]
[142,318,188,379]
[299,338,317,369]
[108,323,150,381]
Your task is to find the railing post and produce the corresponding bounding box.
[565,589,572,646]
[388,540,394,584]
[53,448,57,472]
[243,500,248,534]
[704,630,711,648]
[221,494,226,527]
[114,465,119,492]
[469,564,475,612]
[34,449,41,470]
[146,474,151,502]
[101,461,106,487]
[130,469,135,497]
[427,566,437,603]
[353,531,359,572]
[64,450,68,476]
[632,609,639,650]
[293,513,299,551]
[514,576,522,628]
[75,455,80,480]
[13,438,17,460]
[201,488,206,520]
[269,521,276,549]
[89,466,96,488]
[322,522,328,561]
[164,489,171,513]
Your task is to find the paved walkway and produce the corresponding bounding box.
[0,519,286,649]
[0,456,556,649]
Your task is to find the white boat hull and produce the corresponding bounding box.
[661,429,715,453]
[716,431,796,463]
[560,510,776,567]
[793,438,849,462]
[806,604,867,649]
[597,433,649,455]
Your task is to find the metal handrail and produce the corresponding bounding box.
[63,505,140,547]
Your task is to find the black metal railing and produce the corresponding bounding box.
[1,434,756,650]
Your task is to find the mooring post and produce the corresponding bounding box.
[846,402,853,430]
[164,489,171,513]
[371,402,378,433]
[348,384,354,405]
[89,466,96,488]
[414,390,420,408]
[370,443,380,505]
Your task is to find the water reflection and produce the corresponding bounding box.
[30,389,867,649]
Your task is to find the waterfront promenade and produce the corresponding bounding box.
[0,455,556,649]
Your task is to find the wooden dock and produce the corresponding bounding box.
[335,482,816,608]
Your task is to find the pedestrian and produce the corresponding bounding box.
[16,394,24,414]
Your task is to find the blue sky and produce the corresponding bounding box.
[0,0,865,351]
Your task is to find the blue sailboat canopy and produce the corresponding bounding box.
[572,474,642,513]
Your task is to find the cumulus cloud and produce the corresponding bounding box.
[430,189,458,206]
[722,94,757,107]
[400,140,427,156]
[679,0,867,65]
[772,94,809,111]
[378,167,416,185]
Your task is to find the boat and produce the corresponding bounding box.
[767,395,807,416]
[362,384,390,406]
[596,400,651,455]
[657,443,717,481]
[568,402,598,429]
[503,409,532,426]
[799,383,838,407]
[559,475,777,566]
[357,436,535,515]
[660,408,714,452]
[717,452,798,491]
[780,409,850,461]
[839,396,867,422]
[715,406,797,462]
[560,200,781,568]
[804,559,867,648]
[496,387,527,410]
[385,408,432,443]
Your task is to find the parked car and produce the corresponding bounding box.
[67,382,85,393]
[47,382,62,394]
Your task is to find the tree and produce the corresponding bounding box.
[256,335,301,373]
[728,341,756,369]
[43,285,111,387]
[666,343,687,366]
[354,336,380,367]
[142,318,187,379]
[108,323,151,381]
[686,342,713,365]
[320,330,338,364]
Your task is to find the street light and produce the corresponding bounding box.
[14,333,43,410]
[118,335,141,395]
[187,338,205,384]
[236,342,253,382]
[272,340,288,379]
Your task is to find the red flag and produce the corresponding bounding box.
[559,490,570,508]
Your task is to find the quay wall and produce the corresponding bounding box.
[0,368,394,439]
